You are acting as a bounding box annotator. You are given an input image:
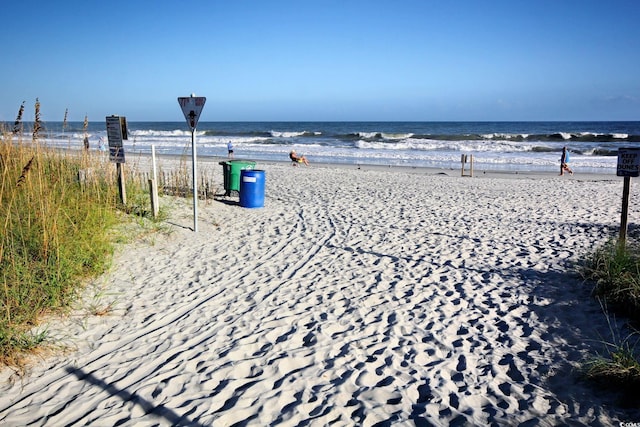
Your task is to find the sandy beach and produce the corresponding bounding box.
[1,158,639,426]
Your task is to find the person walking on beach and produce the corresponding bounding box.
[227,141,234,158]
[289,150,309,166]
[560,146,573,175]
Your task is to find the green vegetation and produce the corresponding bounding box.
[583,331,640,389]
[0,128,145,367]
[582,239,640,322]
[581,239,640,390]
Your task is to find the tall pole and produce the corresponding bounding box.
[151,145,158,184]
[192,128,198,233]
[178,94,206,233]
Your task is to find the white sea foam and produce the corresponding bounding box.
[481,133,529,139]
[270,130,309,137]
[29,121,630,174]
[131,129,196,137]
[380,132,414,139]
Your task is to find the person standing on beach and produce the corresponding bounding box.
[227,141,234,158]
[560,146,573,175]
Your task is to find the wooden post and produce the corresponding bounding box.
[149,179,159,219]
[619,176,631,247]
[461,154,473,177]
[117,163,127,206]
[152,145,158,185]
[78,169,87,191]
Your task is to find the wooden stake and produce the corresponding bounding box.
[117,163,126,206]
[461,154,473,177]
[149,179,159,219]
[619,176,631,247]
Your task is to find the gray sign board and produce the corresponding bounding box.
[617,148,640,177]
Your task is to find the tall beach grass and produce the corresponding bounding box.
[1,128,124,367]
[581,238,640,393]
[582,239,640,322]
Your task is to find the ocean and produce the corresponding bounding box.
[8,121,640,174]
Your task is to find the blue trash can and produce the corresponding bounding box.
[240,170,265,208]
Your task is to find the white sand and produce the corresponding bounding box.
[1,160,639,426]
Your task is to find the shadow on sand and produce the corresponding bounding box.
[65,366,206,426]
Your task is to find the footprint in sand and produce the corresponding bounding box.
[416,382,433,403]
[456,354,467,372]
[355,370,380,388]
[498,354,525,382]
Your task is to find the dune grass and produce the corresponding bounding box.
[583,329,640,390]
[581,239,640,390]
[583,239,640,323]
[0,130,128,367]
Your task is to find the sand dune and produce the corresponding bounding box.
[1,161,639,426]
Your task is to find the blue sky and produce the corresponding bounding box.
[2,0,639,122]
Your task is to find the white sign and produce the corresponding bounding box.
[617,148,640,177]
[178,96,206,131]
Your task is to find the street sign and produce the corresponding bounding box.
[617,148,640,177]
[177,94,207,233]
[178,95,206,131]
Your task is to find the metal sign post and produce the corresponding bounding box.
[616,148,640,247]
[178,95,206,232]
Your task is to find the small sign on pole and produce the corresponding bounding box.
[617,148,640,178]
[106,115,128,205]
[106,115,128,163]
[178,95,206,131]
[616,148,640,247]
[178,95,206,233]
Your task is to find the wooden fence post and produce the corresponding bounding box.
[461,154,474,177]
[619,176,631,248]
[117,163,126,205]
[149,179,159,219]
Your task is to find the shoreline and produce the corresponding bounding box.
[44,142,621,179]
[134,151,621,182]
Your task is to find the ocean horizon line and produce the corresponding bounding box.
[14,119,640,124]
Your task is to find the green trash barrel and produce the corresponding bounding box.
[219,160,256,196]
